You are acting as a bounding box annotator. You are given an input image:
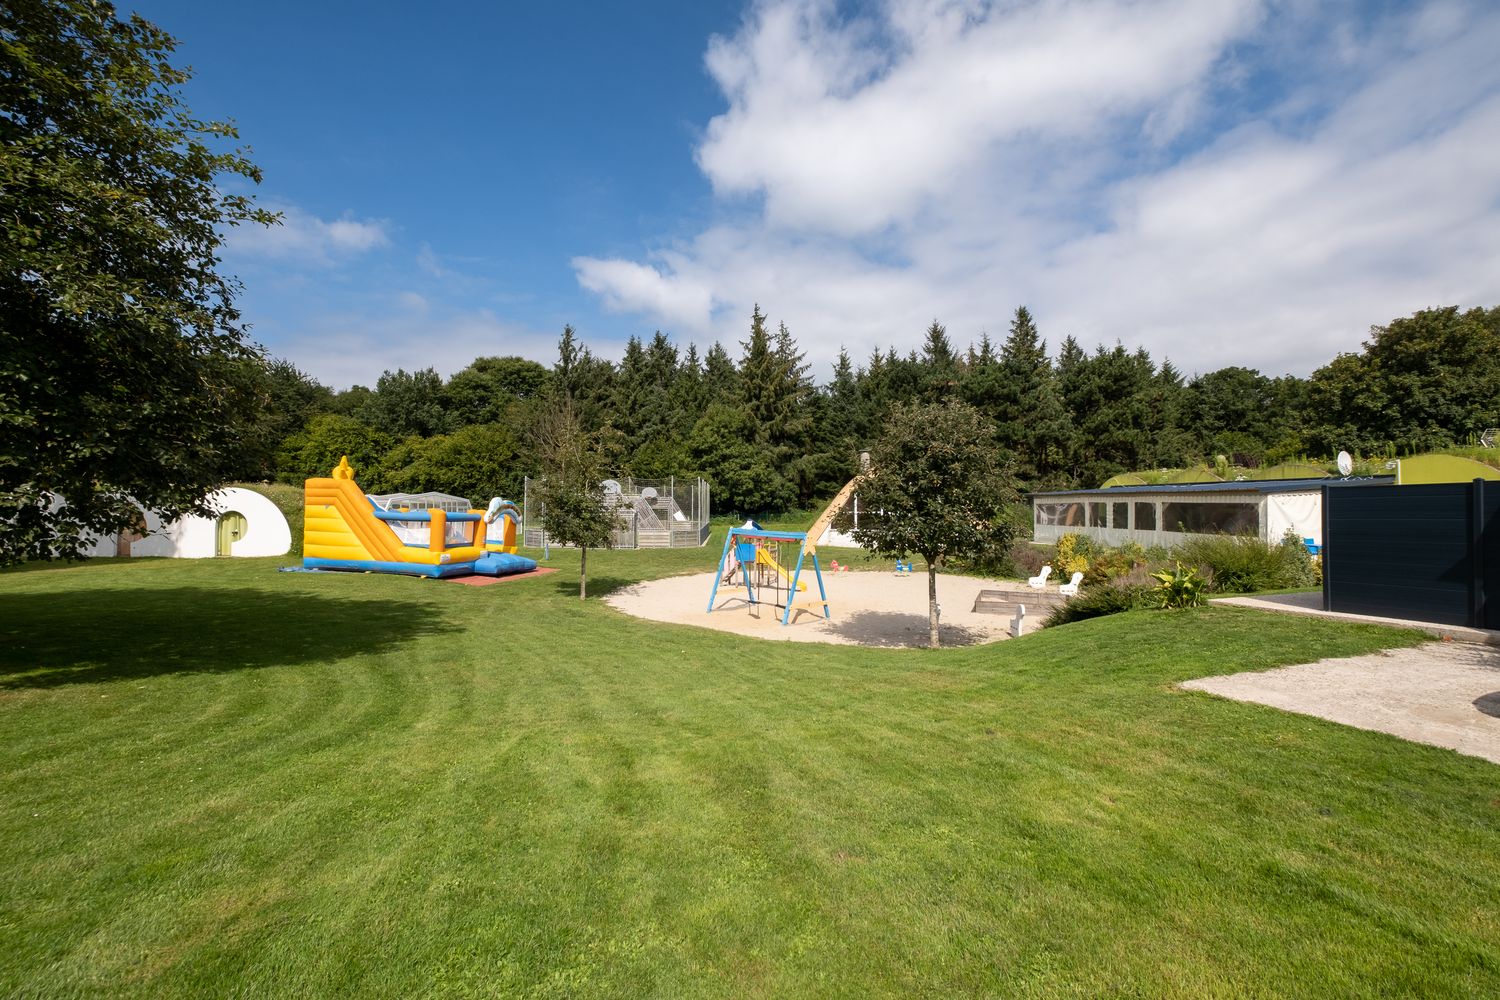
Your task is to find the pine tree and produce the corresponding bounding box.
[920,319,960,401]
[992,306,1055,485]
[702,341,739,409]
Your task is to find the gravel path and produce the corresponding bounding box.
[1182,642,1500,764]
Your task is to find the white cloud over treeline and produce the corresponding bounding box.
[574,0,1500,376]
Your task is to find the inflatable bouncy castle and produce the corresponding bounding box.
[302,457,537,579]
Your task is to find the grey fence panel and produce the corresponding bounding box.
[1322,481,1490,627]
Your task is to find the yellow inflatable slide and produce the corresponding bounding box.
[302,457,535,579]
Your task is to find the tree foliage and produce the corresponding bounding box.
[0,0,276,563]
[532,404,617,600]
[852,401,1020,648]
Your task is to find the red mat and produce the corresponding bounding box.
[446,567,559,586]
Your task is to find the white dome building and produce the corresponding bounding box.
[80,486,291,559]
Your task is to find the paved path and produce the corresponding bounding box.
[1182,642,1500,764]
[1213,591,1500,645]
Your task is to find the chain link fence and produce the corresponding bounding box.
[522,476,710,549]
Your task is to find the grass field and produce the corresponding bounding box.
[2,541,1497,997]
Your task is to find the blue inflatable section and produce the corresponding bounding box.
[474,552,537,576]
[302,553,537,578]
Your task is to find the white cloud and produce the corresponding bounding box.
[572,255,717,333]
[270,303,559,389]
[697,0,1261,235]
[574,0,1500,378]
[225,205,390,264]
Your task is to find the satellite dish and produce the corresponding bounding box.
[1336,451,1353,477]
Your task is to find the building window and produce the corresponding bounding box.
[1088,502,1107,526]
[1161,501,1259,535]
[1113,502,1129,529]
[1135,502,1156,530]
[1036,502,1085,526]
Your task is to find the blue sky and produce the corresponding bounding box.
[136,0,1500,388]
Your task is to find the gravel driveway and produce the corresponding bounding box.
[1182,642,1500,764]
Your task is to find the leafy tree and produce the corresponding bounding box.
[1181,365,1283,464]
[686,405,795,516]
[275,414,392,485]
[0,0,276,563]
[239,358,333,480]
[852,401,1020,648]
[370,424,523,502]
[533,403,618,600]
[444,356,548,426]
[357,368,451,438]
[328,384,375,417]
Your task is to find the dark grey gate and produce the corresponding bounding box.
[1322,479,1500,628]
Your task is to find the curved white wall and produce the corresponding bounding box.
[78,487,291,559]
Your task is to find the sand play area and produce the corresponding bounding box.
[606,569,1035,648]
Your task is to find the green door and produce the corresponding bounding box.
[216,512,247,556]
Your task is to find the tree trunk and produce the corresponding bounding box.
[580,546,588,600]
[928,560,940,649]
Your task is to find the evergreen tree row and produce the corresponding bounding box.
[238,303,1500,516]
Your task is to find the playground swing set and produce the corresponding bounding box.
[707,525,830,625]
[705,473,865,625]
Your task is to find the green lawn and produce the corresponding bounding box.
[1,543,1497,997]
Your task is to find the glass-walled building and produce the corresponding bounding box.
[1030,477,1393,548]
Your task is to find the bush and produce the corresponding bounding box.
[1043,568,1154,627]
[1173,533,1317,594]
[1083,539,1147,585]
[1150,562,1207,609]
[994,540,1052,578]
[1275,529,1321,589]
[1055,533,1092,577]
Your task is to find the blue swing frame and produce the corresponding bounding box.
[706,527,830,626]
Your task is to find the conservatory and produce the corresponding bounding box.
[1030,477,1393,549]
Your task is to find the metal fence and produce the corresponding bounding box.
[522,475,711,550]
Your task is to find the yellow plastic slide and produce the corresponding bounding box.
[754,547,806,591]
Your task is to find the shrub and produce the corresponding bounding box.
[1275,529,1321,589]
[1151,562,1207,609]
[1055,533,1092,577]
[1043,568,1154,627]
[1173,533,1316,594]
[1005,540,1052,577]
[1083,539,1147,585]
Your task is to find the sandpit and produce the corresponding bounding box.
[605,569,1035,648]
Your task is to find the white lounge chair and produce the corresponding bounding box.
[1058,571,1084,597]
[1027,565,1052,589]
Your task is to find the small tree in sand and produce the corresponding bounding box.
[533,403,618,600]
[852,401,1020,648]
